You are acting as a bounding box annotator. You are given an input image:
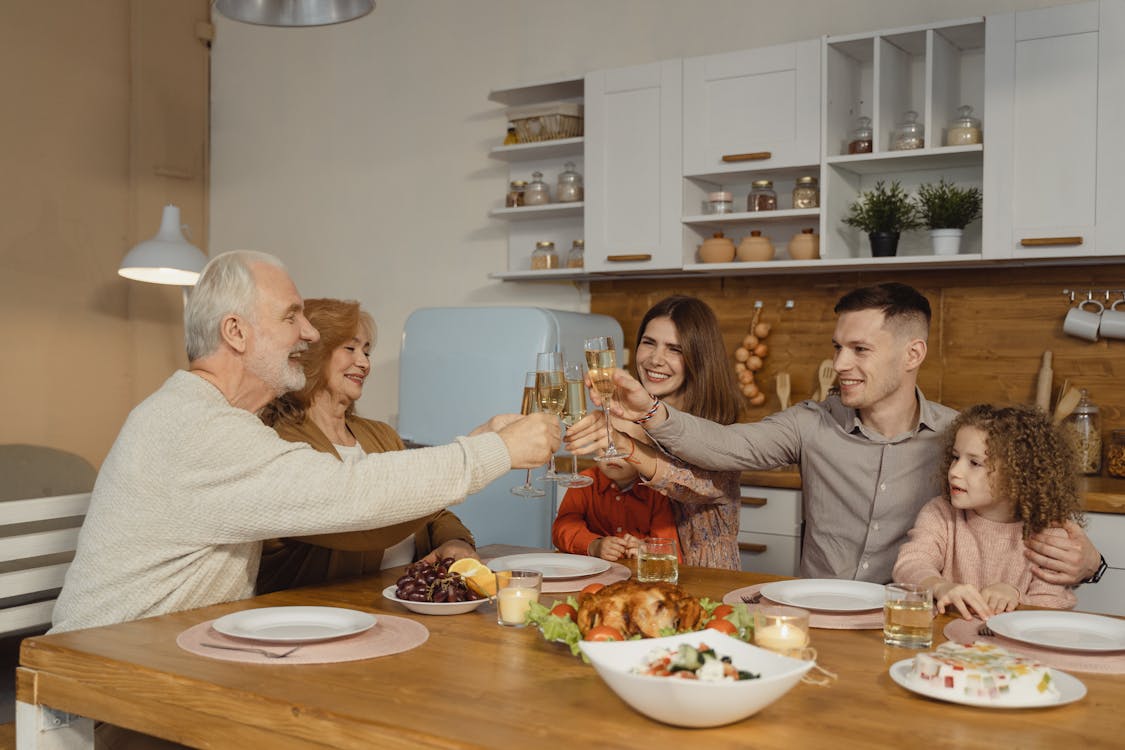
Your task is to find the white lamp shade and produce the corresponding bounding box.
[215,0,375,27]
[118,205,207,286]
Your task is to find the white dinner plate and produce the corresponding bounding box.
[758,579,885,612]
[889,659,1086,709]
[485,553,610,580]
[985,611,1125,653]
[211,606,376,643]
[381,585,489,616]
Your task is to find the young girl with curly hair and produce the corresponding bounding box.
[892,404,1084,619]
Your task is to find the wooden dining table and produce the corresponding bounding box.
[15,559,1125,749]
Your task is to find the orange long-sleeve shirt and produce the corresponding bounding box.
[551,468,680,560]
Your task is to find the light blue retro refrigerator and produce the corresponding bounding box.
[397,306,623,548]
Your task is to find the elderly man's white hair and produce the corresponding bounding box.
[184,250,287,362]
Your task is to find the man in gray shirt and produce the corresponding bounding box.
[592,282,1100,584]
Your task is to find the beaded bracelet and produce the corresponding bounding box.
[632,394,662,425]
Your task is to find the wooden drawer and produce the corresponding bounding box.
[737,530,800,577]
[738,485,802,536]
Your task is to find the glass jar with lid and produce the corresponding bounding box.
[523,171,551,205]
[556,162,583,203]
[748,180,777,212]
[530,240,558,270]
[505,180,527,208]
[848,116,873,154]
[566,239,585,269]
[946,105,982,146]
[791,176,819,209]
[1106,429,1125,478]
[892,110,925,150]
[706,191,733,214]
[1063,389,1101,475]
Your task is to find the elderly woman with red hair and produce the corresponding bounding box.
[257,298,477,592]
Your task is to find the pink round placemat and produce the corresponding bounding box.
[177,614,428,665]
[723,583,883,630]
[540,561,631,593]
[943,618,1125,674]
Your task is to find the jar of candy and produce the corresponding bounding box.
[892,110,925,150]
[530,240,558,270]
[791,176,819,209]
[748,180,777,212]
[556,162,583,203]
[566,239,585,269]
[848,116,873,154]
[946,105,982,146]
[505,180,527,208]
[706,191,734,214]
[524,171,551,205]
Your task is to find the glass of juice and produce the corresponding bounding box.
[883,583,934,648]
[636,537,678,584]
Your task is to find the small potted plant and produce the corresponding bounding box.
[915,178,983,255]
[842,180,920,257]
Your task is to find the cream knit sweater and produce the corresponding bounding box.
[51,371,510,632]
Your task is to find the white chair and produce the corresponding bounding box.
[0,493,90,637]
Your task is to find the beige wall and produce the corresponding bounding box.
[0,1,209,469]
[209,0,1081,429]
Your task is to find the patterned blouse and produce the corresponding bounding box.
[644,452,741,570]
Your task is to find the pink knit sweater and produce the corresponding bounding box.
[892,497,1076,609]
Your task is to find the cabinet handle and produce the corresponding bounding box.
[739,542,768,554]
[741,496,768,507]
[1019,236,1084,247]
[605,254,652,262]
[721,151,772,163]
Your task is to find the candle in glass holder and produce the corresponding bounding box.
[753,605,810,655]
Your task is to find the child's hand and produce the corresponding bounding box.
[934,581,993,620]
[588,536,630,562]
[621,533,641,559]
[980,583,1020,614]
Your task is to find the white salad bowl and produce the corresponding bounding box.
[579,630,813,728]
[381,585,488,616]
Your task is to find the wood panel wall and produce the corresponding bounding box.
[590,262,1125,445]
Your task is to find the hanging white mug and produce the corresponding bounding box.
[1063,298,1103,341]
[1099,299,1125,340]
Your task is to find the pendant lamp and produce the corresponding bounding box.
[118,204,208,286]
[215,0,375,27]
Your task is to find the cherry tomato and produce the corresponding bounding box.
[584,625,624,642]
[705,618,738,636]
[711,604,734,620]
[550,603,578,621]
[578,582,606,603]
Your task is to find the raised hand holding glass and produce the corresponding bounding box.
[583,336,629,461]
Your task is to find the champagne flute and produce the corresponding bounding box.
[535,351,566,481]
[558,362,594,487]
[511,371,546,498]
[584,336,629,461]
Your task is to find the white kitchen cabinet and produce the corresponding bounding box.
[683,40,821,178]
[1075,511,1125,616]
[583,60,683,273]
[487,77,588,279]
[984,0,1125,261]
[737,485,802,576]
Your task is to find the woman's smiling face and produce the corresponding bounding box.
[635,316,686,405]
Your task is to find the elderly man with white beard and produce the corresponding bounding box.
[52,250,559,634]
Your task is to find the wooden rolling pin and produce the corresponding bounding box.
[1035,351,1053,413]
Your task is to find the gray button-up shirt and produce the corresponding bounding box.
[647,388,957,582]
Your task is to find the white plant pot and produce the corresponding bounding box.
[930,228,963,255]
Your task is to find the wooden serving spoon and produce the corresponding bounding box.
[1052,385,1081,424]
[816,359,836,401]
[776,372,791,410]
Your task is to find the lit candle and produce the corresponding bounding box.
[755,622,809,653]
[497,587,538,625]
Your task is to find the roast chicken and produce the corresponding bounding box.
[576,579,704,638]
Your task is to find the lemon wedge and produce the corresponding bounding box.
[448,558,497,597]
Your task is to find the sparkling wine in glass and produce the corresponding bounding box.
[511,371,546,498]
[535,351,565,481]
[584,336,629,461]
[557,362,593,488]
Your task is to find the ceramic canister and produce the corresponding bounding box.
[737,230,775,262]
[699,232,736,263]
[788,229,820,260]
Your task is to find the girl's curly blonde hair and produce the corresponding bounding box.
[940,404,1084,537]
